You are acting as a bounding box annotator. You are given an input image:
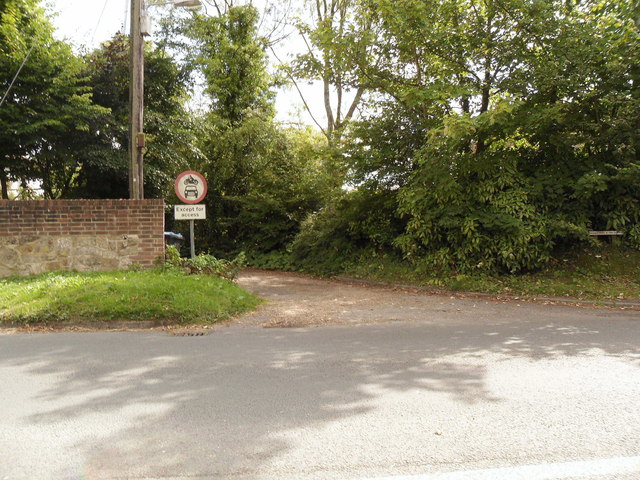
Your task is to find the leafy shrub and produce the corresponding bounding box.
[290,189,405,274]
[627,224,640,250]
[574,164,640,234]
[245,251,297,271]
[396,119,554,274]
[165,244,182,266]
[165,245,245,280]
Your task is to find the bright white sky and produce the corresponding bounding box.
[48,0,129,51]
[47,0,322,125]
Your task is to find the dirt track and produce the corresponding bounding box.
[235,269,634,328]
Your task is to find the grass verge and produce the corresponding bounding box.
[339,246,640,302]
[0,269,261,326]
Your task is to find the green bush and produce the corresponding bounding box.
[627,224,640,250]
[290,189,405,274]
[396,140,553,274]
[165,245,246,280]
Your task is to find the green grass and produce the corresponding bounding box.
[0,269,261,326]
[339,246,640,302]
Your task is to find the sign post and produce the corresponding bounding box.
[174,170,208,259]
[190,220,195,260]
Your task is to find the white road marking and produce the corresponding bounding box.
[360,456,640,480]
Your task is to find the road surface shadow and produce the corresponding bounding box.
[1,277,639,478]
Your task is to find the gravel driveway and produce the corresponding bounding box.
[235,269,635,328]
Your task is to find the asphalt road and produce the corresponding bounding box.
[1,276,640,480]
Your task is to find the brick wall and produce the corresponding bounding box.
[0,199,165,277]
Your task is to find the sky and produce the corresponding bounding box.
[48,0,129,51]
[47,0,323,125]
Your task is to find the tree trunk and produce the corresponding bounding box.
[0,169,8,199]
[461,96,470,113]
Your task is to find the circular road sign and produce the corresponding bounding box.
[175,170,208,204]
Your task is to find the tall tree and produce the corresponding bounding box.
[185,5,331,254]
[187,5,277,252]
[69,33,201,199]
[380,0,640,270]
[0,0,105,199]
[292,0,640,272]
[289,0,376,145]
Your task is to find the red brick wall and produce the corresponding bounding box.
[0,199,165,274]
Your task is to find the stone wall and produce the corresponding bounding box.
[0,199,165,277]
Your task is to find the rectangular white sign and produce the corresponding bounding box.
[175,204,206,220]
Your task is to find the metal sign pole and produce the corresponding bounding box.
[190,219,195,259]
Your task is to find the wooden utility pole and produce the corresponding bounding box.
[129,0,145,199]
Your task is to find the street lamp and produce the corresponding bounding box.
[129,0,202,200]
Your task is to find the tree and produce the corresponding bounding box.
[69,33,201,199]
[380,0,640,270]
[183,5,332,255]
[0,0,106,199]
[291,0,640,273]
[288,0,376,145]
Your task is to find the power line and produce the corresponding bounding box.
[92,0,111,44]
[0,43,35,109]
[123,0,130,32]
